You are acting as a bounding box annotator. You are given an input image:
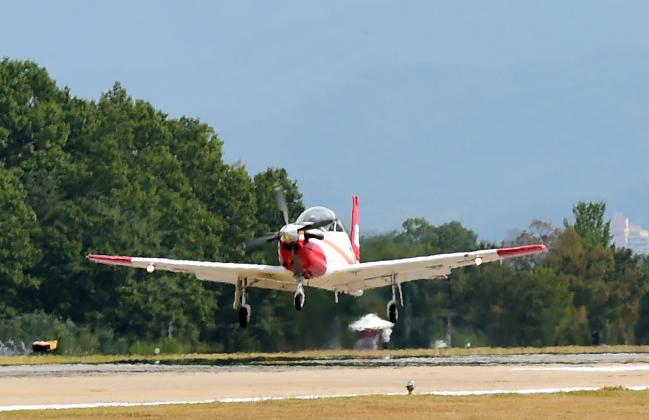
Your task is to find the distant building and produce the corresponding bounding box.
[611,212,649,254]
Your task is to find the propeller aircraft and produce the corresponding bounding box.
[87,190,547,327]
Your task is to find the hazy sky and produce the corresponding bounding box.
[3,1,649,240]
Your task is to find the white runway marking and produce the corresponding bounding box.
[0,400,219,412]
[1,386,648,412]
[513,365,649,372]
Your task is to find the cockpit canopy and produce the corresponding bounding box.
[295,206,345,232]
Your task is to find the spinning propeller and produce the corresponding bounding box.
[244,187,335,277]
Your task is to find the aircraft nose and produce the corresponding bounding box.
[280,225,300,244]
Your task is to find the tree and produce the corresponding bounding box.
[0,59,71,168]
[0,163,39,316]
[571,201,611,248]
[453,265,579,346]
[7,58,649,352]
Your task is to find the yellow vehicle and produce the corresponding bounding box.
[32,340,58,353]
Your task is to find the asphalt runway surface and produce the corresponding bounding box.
[2,353,649,411]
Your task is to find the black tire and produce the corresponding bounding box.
[294,292,304,311]
[238,306,249,328]
[388,303,398,324]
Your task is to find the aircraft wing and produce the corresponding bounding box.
[88,244,545,294]
[86,254,297,292]
[310,244,547,294]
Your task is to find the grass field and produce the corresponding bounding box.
[2,345,649,366]
[3,388,648,419]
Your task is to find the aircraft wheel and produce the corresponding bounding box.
[388,302,398,324]
[238,304,251,328]
[294,291,305,311]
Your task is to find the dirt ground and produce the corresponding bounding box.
[1,364,649,406]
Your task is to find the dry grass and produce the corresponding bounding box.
[2,345,649,366]
[3,389,649,419]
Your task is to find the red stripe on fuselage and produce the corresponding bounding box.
[321,239,355,264]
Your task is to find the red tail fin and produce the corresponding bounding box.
[350,195,360,262]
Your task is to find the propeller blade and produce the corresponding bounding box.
[274,186,289,225]
[244,233,280,252]
[300,218,336,231]
[291,246,303,278]
[304,230,324,241]
[243,186,295,253]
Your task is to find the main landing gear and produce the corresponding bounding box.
[234,277,251,328]
[387,300,398,324]
[387,275,403,324]
[238,304,251,328]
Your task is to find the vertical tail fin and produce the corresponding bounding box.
[350,195,360,262]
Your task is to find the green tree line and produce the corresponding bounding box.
[2,59,649,354]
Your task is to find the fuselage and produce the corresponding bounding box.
[278,207,357,279]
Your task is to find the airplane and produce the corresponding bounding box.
[87,190,547,328]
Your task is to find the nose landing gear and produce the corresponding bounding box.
[294,282,305,311]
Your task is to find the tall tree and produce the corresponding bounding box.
[0,163,39,316]
[571,201,611,248]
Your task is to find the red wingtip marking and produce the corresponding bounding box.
[87,254,132,264]
[497,244,547,257]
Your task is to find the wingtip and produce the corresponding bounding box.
[86,254,133,264]
[496,244,548,257]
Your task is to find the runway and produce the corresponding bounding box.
[1,353,649,411]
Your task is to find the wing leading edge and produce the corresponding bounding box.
[86,254,296,292]
[309,244,547,294]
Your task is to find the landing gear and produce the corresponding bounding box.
[234,277,251,328]
[238,304,251,328]
[294,282,305,311]
[387,275,403,324]
[387,300,398,324]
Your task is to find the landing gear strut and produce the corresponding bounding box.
[294,281,305,311]
[386,275,403,324]
[234,277,251,328]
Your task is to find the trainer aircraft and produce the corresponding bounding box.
[87,190,547,327]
